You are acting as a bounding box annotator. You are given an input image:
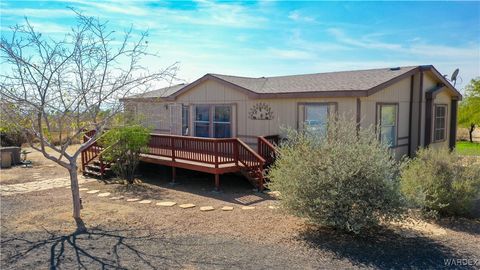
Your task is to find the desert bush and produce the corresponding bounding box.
[268,116,403,234]
[400,147,480,217]
[100,125,151,184]
[0,120,26,146]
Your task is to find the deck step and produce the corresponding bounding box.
[83,158,114,179]
[85,164,112,171]
[83,169,102,177]
[240,168,265,190]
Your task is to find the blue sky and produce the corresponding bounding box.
[1,0,479,91]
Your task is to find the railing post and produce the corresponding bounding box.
[214,141,219,168]
[234,140,239,166]
[171,136,176,162]
[257,137,261,156]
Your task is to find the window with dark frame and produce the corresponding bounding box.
[377,104,397,147]
[434,105,447,141]
[304,104,329,134]
[213,106,231,138]
[182,105,189,136]
[194,105,210,137]
[194,105,232,138]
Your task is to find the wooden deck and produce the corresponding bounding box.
[81,132,278,190]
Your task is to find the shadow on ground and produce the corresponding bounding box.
[107,162,276,205]
[436,218,480,236]
[0,227,242,269]
[1,226,321,270]
[299,226,477,269]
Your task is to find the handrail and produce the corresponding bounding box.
[263,134,280,145]
[80,129,110,172]
[257,135,279,166]
[149,133,235,142]
[237,138,265,165]
[81,140,102,171]
[258,136,277,153]
[236,138,265,190]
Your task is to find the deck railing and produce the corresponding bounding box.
[258,135,279,167]
[81,131,274,188]
[81,130,101,171]
[147,133,265,169]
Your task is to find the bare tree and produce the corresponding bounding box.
[0,10,177,232]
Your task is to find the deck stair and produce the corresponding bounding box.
[80,130,114,179]
[83,159,114,179]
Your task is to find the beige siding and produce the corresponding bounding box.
[360,76,412,158]
[135,102,171,133]
[126,70,455,158]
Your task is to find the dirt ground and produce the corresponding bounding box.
[0,145,80,185]
[1,147,479,269]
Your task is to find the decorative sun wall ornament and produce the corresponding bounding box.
[248,102,274,120]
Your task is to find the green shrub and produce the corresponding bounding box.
[400,147,480,217]
[100,125,151,184]
[268,116,403,234]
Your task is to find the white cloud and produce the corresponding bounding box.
[67,0,149,16]
[288,10,315,23]
[326,28,403,51]
[0,8,73,18]
[266,48,315,60]
[29,22,70,33]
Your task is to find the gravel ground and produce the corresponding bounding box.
[1,154,479,269]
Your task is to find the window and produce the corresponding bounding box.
[434,105,447,141]
[194,105,232,138]
[182,105,189,136]
[194,105,210,137]
[213,106,231,138]
[377,104,397,147]
[304,104,329,134]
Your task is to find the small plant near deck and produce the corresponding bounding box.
[268,116,403,234]
[400,147,480,218]
[100,125,151,184]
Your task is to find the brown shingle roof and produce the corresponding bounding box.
[123,65,461,100]
[210,66,418,94]
[127,83,187,99]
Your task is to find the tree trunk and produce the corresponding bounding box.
[68,165,86,233]
[469,124,475,143]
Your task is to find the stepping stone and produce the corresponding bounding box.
[221,206,234,211]
[98,192,111,197]
[110,196,124,200]
[126,198,140,202]
[138,200,152,204]
[265,191,281,197]
[268,205,279,209]
[79,188,89,191]
[179,203,196,209]
[86,190,100,194]
[156,201,176,207]
[241,206,255,210]
[200,206,214,211]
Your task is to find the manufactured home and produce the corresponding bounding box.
[82,65,462,190]
[122,65,461,156]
